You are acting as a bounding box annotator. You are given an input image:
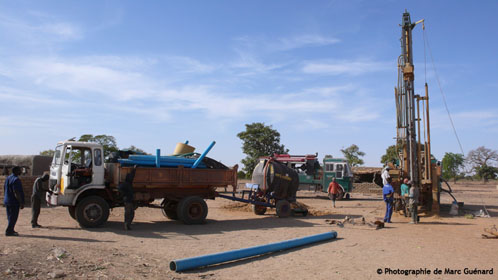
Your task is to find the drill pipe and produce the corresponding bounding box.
[170,231,337,272]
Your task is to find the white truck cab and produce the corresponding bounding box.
[48,141,105,207]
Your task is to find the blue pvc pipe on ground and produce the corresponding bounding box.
[170,231,337,272]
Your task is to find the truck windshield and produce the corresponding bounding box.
[52,145,63,166]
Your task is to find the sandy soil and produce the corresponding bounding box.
[1,182,497,279]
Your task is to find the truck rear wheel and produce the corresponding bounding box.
[68,206,76,220]
[276,200,291,218]
[75,196,110,228]
[252,204,267,215]
[177,196,208,225]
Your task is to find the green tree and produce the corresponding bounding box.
[340,144,365,167]
[441,152,465,181]
[125,145,148,154]
[475,165,498,182]
[78,134,118,158]
[467,146,498,181]
[237,122,289,177]
[237,170,247,179]
[39,149,55,157]
[380,145,400,165]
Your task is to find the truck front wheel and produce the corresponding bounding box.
[75,196,110,228]
[177,196,208,225]
[68,206,76,220]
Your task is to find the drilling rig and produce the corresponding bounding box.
[392,10,441,218]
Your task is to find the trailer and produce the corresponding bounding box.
[46,140,237,227]
[266,154,354,199]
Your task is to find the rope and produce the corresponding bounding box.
[422,27,465,156]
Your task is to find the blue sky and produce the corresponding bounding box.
[1,0,497,167]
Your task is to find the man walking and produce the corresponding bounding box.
[31,171,50,228]
[118,166,137,230]
[328,177,341,208]
[382,177,394,223]
[4,166,25,236]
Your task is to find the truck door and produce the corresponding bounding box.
[92,148,104,185]
[61,145,73,194]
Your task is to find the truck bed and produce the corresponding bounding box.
[105,163,238,200]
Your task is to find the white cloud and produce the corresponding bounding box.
[230,49,284,74]
[302,60,391,75]
[273,35,340,51]
[431,109,498,130]
[19,57,156,100]
[0,13,83,43]
[0,86,67,105]
[162,56,216,73]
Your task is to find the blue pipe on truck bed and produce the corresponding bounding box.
[170,231,337,272]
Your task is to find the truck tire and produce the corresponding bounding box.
[336,187,345,200]
[177,196,208,225]
[252,204,267,215]
[161,200,179,220]
[68,206,76,220]
[276,200,291,218]
[75,196,110,228]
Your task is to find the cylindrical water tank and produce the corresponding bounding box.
[251,159,299,201]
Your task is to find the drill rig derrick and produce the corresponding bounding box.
[394,10,441,217]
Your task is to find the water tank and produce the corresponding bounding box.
[252,159,299,201]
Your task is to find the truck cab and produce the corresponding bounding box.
[321,157,353,198]
[48,141,105,207]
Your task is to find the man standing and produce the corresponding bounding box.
[118,166,137,230]
[31,171,50,228]
[400,178,410,217]
[382,177,394,223]
[381,165,391,186]
[328,177,341,208]
[4,166,25,236]
[409,182,419,224]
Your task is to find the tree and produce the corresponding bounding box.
[441,152,465,181]
[237,170,247,179]
[78,134,119,158]
[466,146,498,182]
[380,145,400,165]
[467,146,498,168]
[125,145,148,154]
[237,122,289,177]
[475,165,498,182]
[340,144,365,167]
[39,150,55,157]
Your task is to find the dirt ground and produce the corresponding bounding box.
[1,182,497,280]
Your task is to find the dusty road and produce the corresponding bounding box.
[1,182,497,279]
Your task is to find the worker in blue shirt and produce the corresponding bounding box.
[382,177,394,223]
[3,166,25,236]
[400,178,410,217]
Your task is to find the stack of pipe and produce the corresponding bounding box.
[118,141,216,169]
[118,155,207,168]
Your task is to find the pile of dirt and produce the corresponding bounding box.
[221,202,253,212]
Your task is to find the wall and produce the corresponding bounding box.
[0,175,38,206]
